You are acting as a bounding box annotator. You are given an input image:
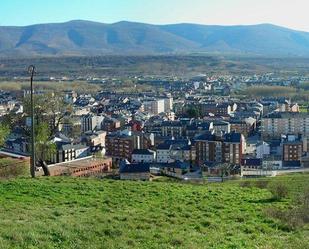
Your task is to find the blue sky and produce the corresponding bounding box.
[1,0,308,31]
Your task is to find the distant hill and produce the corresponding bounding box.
[1,20,309,57]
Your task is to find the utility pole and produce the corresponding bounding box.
[28,65,36,178]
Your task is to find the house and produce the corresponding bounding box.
[119,160,150,180]
[262,156,282,169]
[131,149,156,163]
[51,142,89,164]
[102,117,121,132]
[82,130,106,147]
[256,141,270,159]
[4,137,29,155]
[156,139,195,163]
[195,132,222,164]
[156,143,173,163]
[161,161,190,178]
[241,158,262,170]
[282,160,301,168]
[240,158,273,177]
[185,121,213,138]
[212,121,230,136]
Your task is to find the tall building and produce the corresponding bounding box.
[143,99,165,114]
[222,132,245,165]
[105,131,153,160]
[81,114,104,133]
[262,112,309,139]
[282,134,304,162]
[195,131,245,165]
[163,96,173,112]
[161,121,184,137]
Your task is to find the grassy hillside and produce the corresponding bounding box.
[0,175,308,249]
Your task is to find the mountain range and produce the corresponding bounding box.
[1,20,309,57]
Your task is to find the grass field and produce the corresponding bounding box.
[0,174,308,249]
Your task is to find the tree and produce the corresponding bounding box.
[23,93,72,137]
[0,124,10,147]
[35,122,56,163]
[186,106,200,118]
[219,163,231,181]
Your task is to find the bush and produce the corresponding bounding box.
[269,182,289,200]
[255,180,269,189]
[265,187,309,230]
[265,206,307,230]
[239,181,252,188]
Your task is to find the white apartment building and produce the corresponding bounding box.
[262,112,309,139]
[131,149,156,163]
[256,141,270,159]
[143,99,165,114]
[163,97,173,112]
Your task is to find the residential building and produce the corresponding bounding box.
[161,161,190,178]
[119,160,150,180]
[262,112,309,139]
[51,142,89,164]
[282,134,304,162]
[143,99,165,114]
[195,131,245,165]
[82,131,106,147]
[105,131,151,160]
[230,117,256,137]
[222,132,245,165]
[163,96,173,112]
[131,149,156,163]
[212,121,230,136]
[256,141,270,159]
[156,139,195,163]
[102,118,121,132]
[81,114,104,133]
[161,121,184,137]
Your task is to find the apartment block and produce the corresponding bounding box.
[262,112,309,139]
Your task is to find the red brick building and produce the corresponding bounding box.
[195,131,245,165]
[46,157,112,177]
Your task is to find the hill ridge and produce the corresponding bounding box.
[1,20,309,57]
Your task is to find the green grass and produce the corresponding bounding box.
[299,106,308,113]
[0,174,308,249]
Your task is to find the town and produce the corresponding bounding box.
[1,69,309,181]
[1,1,309,247]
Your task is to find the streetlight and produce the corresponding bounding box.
[28,65,36,178]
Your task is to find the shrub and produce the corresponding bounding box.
[269,182,289,200]
[265,207,306,230]
[255,180,269,189]
[239,181,252,188]
[265,188,309,230]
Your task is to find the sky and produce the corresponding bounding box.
[0,0,309,31]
